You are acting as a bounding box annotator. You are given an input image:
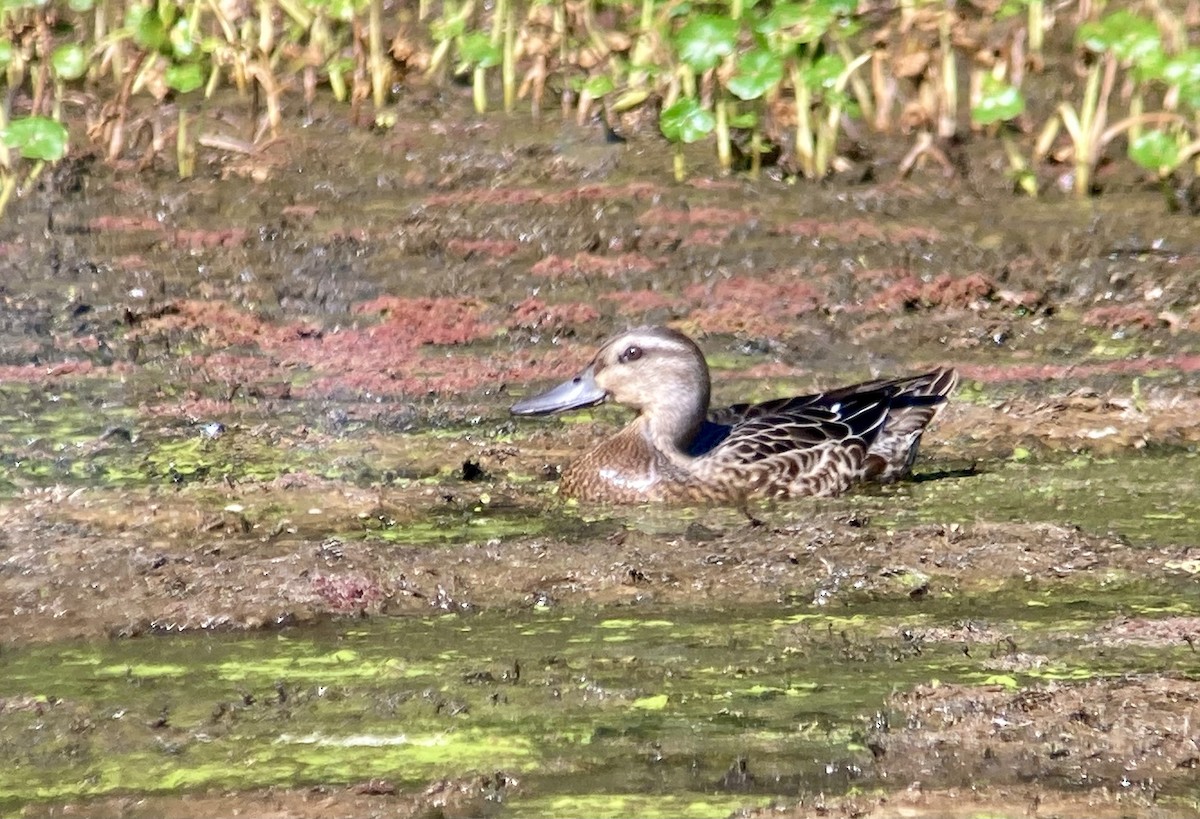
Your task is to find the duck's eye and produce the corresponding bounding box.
[619,345,643,364]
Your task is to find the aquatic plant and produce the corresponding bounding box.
[0,0,72,216]
[1036,9,1200,198]
[654,0,872,181]
[659,95,714,182]
[725,45,782,177]
[5,0,1200,209]
[662,11,734,174]
[1119,33,1200,199]
[971,74,1035,196]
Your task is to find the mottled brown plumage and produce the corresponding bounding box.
[511,326,958,504]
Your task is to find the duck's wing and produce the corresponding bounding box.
[704,368,958,483]
[691,392,894,497]
[709,368,956,425]
[711,391,892,460]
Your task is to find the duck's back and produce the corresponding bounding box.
[694,367,959,497]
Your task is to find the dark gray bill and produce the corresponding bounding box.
[511,367,607,416]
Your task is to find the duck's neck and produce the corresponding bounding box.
[638,391,708,456]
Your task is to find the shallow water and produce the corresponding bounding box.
[4,590,1198,817]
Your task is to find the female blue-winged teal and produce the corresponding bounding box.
[511,326,958,503]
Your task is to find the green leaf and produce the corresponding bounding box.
[165,62,205,94]
[728,110,757,129]
[666,1,693,20]
[327,55,354,74]
[756,3,806,35]
[674,14,738,73]
[971,75,1025,125]
[582,74,614,97]
[1179,86,1200,111]
[51,44,88,81]
[1163,49,1200,105]
[815,0,856,17]
[170,17,200,59]
[0,41,14,70]
[659,97,715,143]
[756,2,834,42]
[726,47,783,100]
[1128,129,1180,174]
[156,0,178,27]
[2,116,69,161]
[994,0,1025,20]
[1077,11,1160,63]
[68,0,95,9]
[130,4,170,53]
[430,14,464,42]
[458,31,501,69]
[801,52,845,90]
[324,0,359,22]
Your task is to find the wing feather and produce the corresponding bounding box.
[696,368,958,488]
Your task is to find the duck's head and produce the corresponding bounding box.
[511,326,711,447]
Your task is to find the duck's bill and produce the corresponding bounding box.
[511,368,607,416]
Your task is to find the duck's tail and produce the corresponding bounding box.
[861,367,959,482]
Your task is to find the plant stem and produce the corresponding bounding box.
[0,103,10,172]
[627,0,656,89]
[1073,60,1101,197]
[1027,0,1043,61]
[715,93,731,173]
[369,0,389,110]
[485,0,508,113]
[474,66,487,113]
[835,38,874,126]
[938,3,957,139]
[177,109,195,179]
[502,7,516,112]
[32,9,52,117]
[790,62,815,178]
[274,0,313,30]
[817,51,871,177]
[1128,92,1143,144]
[1002,132,1037,196]
[1072,53,1116,197]
[0,174,15,219]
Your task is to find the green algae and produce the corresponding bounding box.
[5,373,1195,553]
[910,448,1200,545]
[3,596,1198,815]
[775,448,1200,548]
[0,380,512,494]
[515,441,1200,556]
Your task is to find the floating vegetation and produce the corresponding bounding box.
[3,598,1198,814]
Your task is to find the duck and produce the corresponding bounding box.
[510,326,958,504]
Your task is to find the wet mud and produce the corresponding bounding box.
[1,92,1199,817]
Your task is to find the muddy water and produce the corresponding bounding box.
[2,95,1200,817]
